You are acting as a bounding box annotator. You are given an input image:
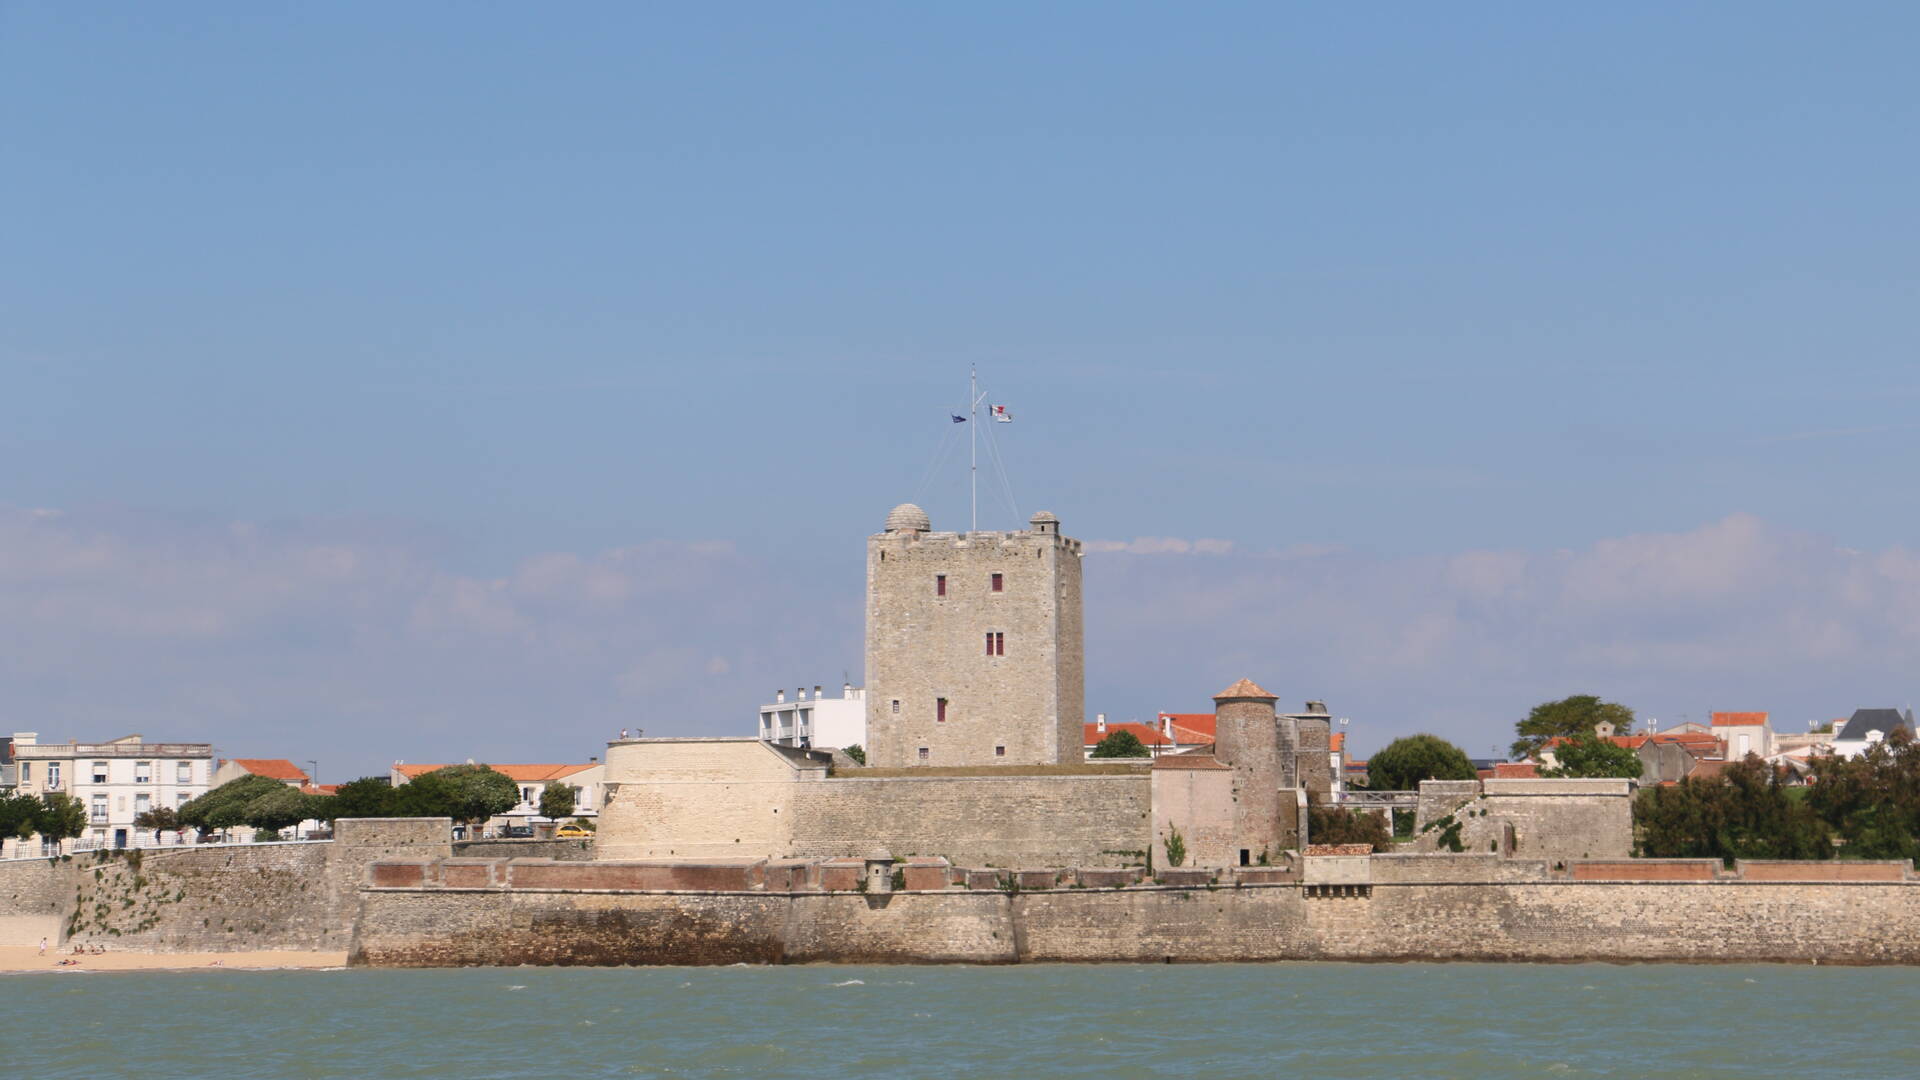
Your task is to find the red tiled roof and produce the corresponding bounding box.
[1214,678,1277,701]
[396,763,596,783]
[229,758,310,782]
[1712,712,1769,727]
[1159,712,1215,741]
[1491,762,1540,779]
[1082,722,1175,748]
[1543,735,1647,750]
[1330,732,1346,753]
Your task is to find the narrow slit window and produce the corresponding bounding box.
[995,632,1005,656]
[991,572,1004,592]
[890,699,900,714]
[937,697,948,723]
[936,574,946,597]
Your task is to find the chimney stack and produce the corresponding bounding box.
[1096,713,1107,733]
[776,689,785,704]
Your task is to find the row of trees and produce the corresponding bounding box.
[123,765,581,841]
[1638,730,1920,861]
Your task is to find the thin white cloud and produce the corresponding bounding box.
[1086,537,1236,555]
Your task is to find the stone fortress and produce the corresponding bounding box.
[593,501,1626,869]
[14,499,1920,969]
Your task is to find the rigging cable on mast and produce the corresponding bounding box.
[910,414,964,505]
[980,405,1021,523]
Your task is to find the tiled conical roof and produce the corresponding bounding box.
[1213,678,1276,701]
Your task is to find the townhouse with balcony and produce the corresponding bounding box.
[8,733,215,848]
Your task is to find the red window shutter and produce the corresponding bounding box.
[936,574,946,596]
[937,697,948,723]
[991,573,1003,592]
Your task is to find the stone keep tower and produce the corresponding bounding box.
[864,503,1084,768]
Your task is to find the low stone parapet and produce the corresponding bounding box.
[1738,860,1911,882]
[1570,859,1717,881]
[1156,868,1216,887]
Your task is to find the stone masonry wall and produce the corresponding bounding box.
[600,737,1151,867]
[352,859,1920,966]
[0,856,71,946]
[0,817,452,953]
[864,522,1083,769]
[790,773,1151,866]
[1415,779,1633,861]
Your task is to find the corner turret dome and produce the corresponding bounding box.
[885,503,931,533]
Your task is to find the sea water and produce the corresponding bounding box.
[7,962,1916,1079]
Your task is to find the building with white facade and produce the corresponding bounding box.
[8,733,214,849]
[757,684,867,752]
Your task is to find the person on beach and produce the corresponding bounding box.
[38,937,46,956]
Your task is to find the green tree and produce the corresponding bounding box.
[133,805,181,835]
[1512,695,1635,760]
[242,785,310,837]
[1635,755,1831,862]
[539,780,577,820]
[1090,729,1151,758]
[330,777,397,819]
[302,792,340,825]
[1805,728,1920,859]
[32,792,88,843]
[1367,734,1477,792]
[842,744,867,766]
[1306,806,1392,851]
[395,765,517,830]
[1544,732,1645,780]
[179,774,289,837]
[1,792,42,840]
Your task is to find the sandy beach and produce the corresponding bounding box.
[0,946,347,973]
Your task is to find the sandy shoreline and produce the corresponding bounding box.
[0,946,347,974]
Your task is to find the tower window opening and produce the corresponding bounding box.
[937,697,948,723]
[991,572,1003,592]
[936,574,946,597]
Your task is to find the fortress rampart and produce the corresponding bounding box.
[348,853,1920,967]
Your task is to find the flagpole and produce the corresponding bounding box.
[970,365,978,532]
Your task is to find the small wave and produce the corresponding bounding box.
[831,979,864,987]
[506,985,527,991]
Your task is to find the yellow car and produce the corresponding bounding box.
[555,823,593,839]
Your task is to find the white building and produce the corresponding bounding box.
[1831,708,1913,760]
[7,733,214,850]
[758,684,867,752]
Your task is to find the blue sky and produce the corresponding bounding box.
[4,4,1918,777]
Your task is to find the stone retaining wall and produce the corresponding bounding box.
[349,854,1920,967]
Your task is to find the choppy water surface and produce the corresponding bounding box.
[9,963,1916,1079]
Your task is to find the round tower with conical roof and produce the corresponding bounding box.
[1212,677,1294,865]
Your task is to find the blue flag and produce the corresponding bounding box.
[951,414,967,423]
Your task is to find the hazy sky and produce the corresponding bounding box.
[5,5,1918,777]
